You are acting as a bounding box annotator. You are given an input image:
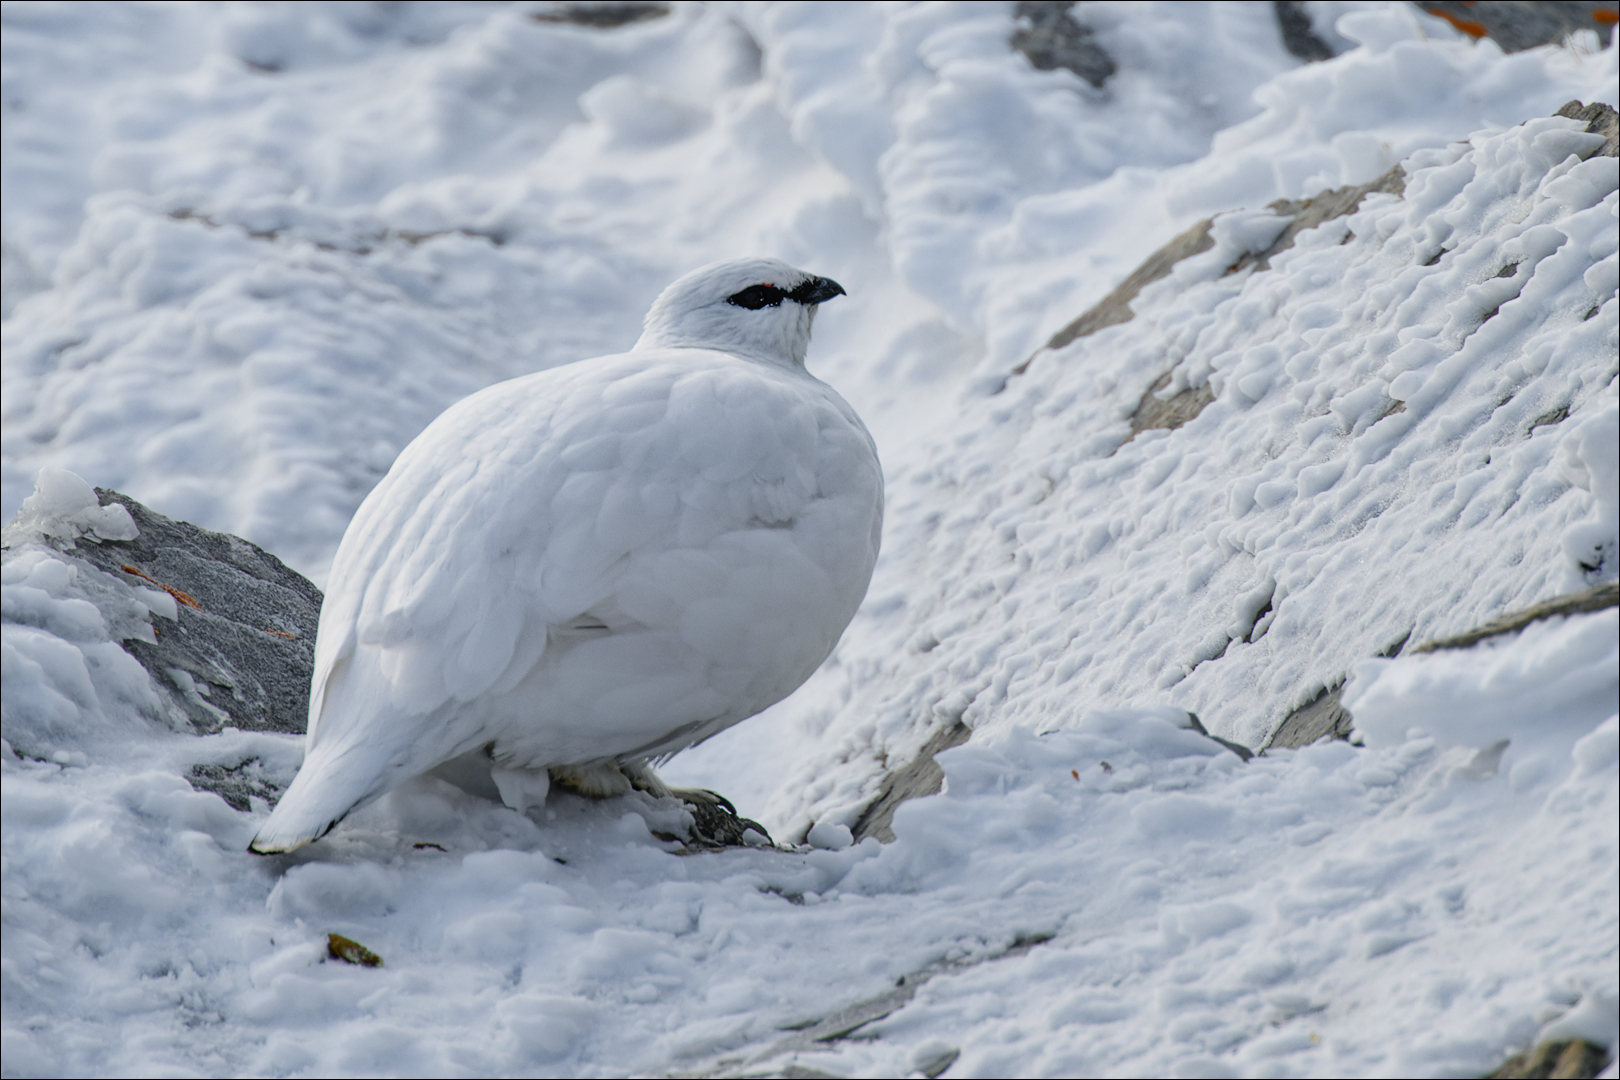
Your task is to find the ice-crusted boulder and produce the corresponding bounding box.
[2,469,318,782]
[1415,1,1619,53]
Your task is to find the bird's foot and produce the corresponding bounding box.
[621,761,772,848]
[617,759,672,799]
[665,786,774,849]
[548,761,634,797]
[547,760,771,848]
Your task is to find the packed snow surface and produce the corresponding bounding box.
[2,2,1617,1078]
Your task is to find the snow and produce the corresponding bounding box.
[6,467,138,546]
[2,2,1617,1077]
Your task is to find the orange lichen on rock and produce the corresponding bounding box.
[120,565,201,609]
[1431,9,1490,37]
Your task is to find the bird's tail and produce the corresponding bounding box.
[249,740,390,854]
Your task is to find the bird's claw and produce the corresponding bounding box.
[668,786,773,849]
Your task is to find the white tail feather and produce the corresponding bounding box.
[248,741,391,854]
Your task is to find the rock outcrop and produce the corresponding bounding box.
[1415,1,1618,52]
[1265,579,1620,750]
[1010,1,1117,88]
[70,489,321,737]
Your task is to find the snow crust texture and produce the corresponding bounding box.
[2,3,1617,1078]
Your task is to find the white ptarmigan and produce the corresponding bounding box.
[250,258,882,853]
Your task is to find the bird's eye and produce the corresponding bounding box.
[727,284,786,310]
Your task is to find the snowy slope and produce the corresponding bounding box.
[765,102,1620,840]
[3,3,1617,1078]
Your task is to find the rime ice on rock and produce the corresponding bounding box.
[74,488,322,736]
[3,470,321,749]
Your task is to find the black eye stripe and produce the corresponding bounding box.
[726,284,786,309]
[725,276,847,309]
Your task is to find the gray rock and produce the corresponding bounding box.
[915,1046,961,1079]
[851,720,971,843]
[1555,99,1619,159]
[1274,1,1339,61]
[1413,2,1616,52]
[845,712,1247,848]
[1183,712,1254,760]
[1010,1,1117,88]
[1410,580,1618,654]
[1487,1038,1610,1079]
[693,934,1050,1077]
[188,760,284,812]
[1264,684,1354,751]
[73,489,322,736]
[1231,165,1409,275]
[1130,373,1218,439]
[1010,163,1407,394]
[529,2,670,28]
[1266,581,1617,751]
[1172,97,1596,340]
[1014,218,1216,375]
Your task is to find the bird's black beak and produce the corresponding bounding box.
[788,276,847,305]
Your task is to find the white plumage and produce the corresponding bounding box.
[250,258,882,853]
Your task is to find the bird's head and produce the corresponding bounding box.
[635,257,847,369]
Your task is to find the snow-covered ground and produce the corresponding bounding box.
[2,2,1617,1077]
